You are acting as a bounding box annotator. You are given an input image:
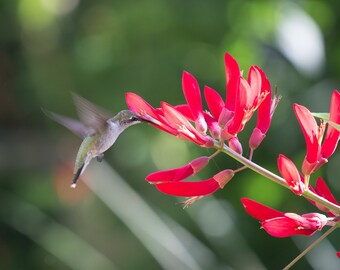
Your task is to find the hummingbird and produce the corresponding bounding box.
[44,93,147,188]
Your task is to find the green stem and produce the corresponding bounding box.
[217,143,340,215]
[283,223,339,270]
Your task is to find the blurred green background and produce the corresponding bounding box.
[1,0,340,269]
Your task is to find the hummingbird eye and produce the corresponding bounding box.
[128,115,140,123]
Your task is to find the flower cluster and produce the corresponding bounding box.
[125,52,340,264]
[241,198,332,238]
[241,176,339,238]
[126,53,277,200]
[241,90,340,255]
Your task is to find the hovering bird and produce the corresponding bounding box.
[44,93,147,188]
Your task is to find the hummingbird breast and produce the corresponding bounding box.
[91,123,120,157]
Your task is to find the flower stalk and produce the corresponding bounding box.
[283,222,340,270]
[218,142,340,215]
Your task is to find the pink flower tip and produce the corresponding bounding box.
[213,169,234,188]
[208,121,221,139]
[249,127,266,150]
[228,137,243,155]
[195,115,208,134]
[190,156,210,173]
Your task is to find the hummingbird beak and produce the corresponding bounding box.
[135,114,156,124]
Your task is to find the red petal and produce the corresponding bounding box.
[315,177,339,207]
[277,155,304,195]
[204,86,225,120]
[146,164,193,183]
[162,102,211,145]
[146,157,209,183]
[174,104,194,120]
[224,77,249,136]
[126,92,159,119]
[126,92,178,136]
[224,53,241,111]
[241,198,283,221]
[294,104,320,164]
[247,66,262,105]
[321,90,340,158]
[155,178,220,197]
[262,217,315,238]
[182,71,207,133]
[254,67,272,134]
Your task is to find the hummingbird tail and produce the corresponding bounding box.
[70,164,84,188]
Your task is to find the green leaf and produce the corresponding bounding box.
[311,112,330,121]
[311,112,340,131]
[329,121,340,131]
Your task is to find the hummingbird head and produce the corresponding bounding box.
[111,110,147,128]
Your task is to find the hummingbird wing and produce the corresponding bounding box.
[42,108,95,137]
[72,93,112,134]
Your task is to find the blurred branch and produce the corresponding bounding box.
[0,192,117,270]
[85,161,215,270]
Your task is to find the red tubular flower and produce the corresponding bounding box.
[203,86,225,139]
[294,91,340,175]
[224,53,241,114]
[125,92,178,136]
[262,212,328,238]
[241,198,328,238]
[241,198,283,221]
[155,169,234,197]
[321,90,340,159]
[222,77,249,138]
[221,54,273,153]
[161,102,213,147]
[294,104,323,175]
[146,156,210,183]
[204,86,225,121]
[249,68,280,150]
[277,154,304,195]
[126,52,274,153]
[310,177,340,216]
[182,71,207,134]
[155,178,220,197]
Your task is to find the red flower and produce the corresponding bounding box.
[125,92,213,147]
[277,154,304,195]
[241,198,328,238]
[218,54,274,153]
[146,156,210,183]
[154,169,234,197]
[126,52,275,154]
[321,90,340,159]
[309,177,340,216]
[221,56,270,139]
[125,92,178,136]
[182,71,207,134]
[161,102,213,147]
[294,90,340,175]
[249,69,280,150]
